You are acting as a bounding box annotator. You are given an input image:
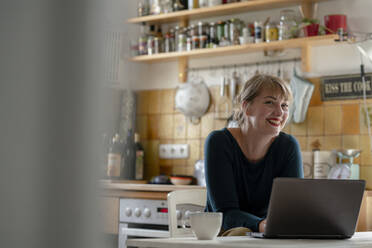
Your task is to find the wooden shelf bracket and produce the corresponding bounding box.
[178,57,188,83]
[301,44,312,72]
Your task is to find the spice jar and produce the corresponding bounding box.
[178,33,187,51]
[265,22,278,42]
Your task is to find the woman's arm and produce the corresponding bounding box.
[278,134,304,178]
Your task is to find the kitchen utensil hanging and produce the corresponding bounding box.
[215,67,232,120]
[175,70,210,124]
[288,66,315,123]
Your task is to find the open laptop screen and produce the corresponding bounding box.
[262,178,365,239]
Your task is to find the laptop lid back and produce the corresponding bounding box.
[265,178,365,239]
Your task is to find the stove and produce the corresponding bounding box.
[118,198,203,248]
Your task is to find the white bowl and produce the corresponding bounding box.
[189,212,222,240]
[170,176,192,185]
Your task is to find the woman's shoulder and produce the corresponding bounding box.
[276,132,300,148]
[206,127,228,140]
[205,127,235,145]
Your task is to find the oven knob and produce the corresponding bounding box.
[125,207,132,217]
[143,208,151,218]
[134,208,142,217]
[176,210,182,220]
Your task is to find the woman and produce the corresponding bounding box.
[204,74,303,235]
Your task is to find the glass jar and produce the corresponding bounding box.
[178,33,187,51]
[208,22,218,47]
[265,22,278,42]
[229,18,241,45]
[278,9,298,40]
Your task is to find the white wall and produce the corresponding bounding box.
[121,0,372,90]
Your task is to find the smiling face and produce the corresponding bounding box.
[244,88,289,137]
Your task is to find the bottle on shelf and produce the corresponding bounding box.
[138,22,148,55]
[107,133,124,179]
[134,133,145,180]
[122,129,135,180]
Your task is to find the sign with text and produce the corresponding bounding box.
[321,74,372,101]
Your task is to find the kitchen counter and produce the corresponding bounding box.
[127,232,372,248]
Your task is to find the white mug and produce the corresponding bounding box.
[189,212,222,240]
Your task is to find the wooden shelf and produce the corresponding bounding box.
[128,0,334,24]
[130,34,338,64]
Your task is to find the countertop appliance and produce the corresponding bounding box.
[119,198,203,248]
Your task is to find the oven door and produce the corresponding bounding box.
[118,223,169,248]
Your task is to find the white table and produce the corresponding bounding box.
[127,232,372,248]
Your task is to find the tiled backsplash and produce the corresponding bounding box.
[135,78,372,186]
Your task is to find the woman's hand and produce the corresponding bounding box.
[259,219,267,233]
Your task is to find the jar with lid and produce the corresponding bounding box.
[162,0,173,13]
[192,35,200,49]
[265,22,278,42]
[137,0,150,17]
[198,21,207,36]
[278,9,298,40]
[164,31,175,52]
[208,22,218,48]
[229,18,241,45]
[216,21,224,44]
[153,37,162,53]
[189,24,198,36]
[150,0,162,15]
[254,20,263,43]
[147,35,155,55]
[186,37,192,51]
[178,33,187,51]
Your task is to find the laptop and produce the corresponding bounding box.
[250,178,365,239]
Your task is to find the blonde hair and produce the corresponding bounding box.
[233,74,292,127]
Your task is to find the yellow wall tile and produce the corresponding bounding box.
[147,90,161,114]
[324,105,342,135]
[172,166,187,175]
[342,135,360,149]
[214,119,226,130]
[160,89,174,114]
[294,136,307,151]
[291,120,307,136]
[159,165,172,175]
[307,106,324,136]
[308,78,322,106]
[174,114,186,139]
[281,122,291,134]
[187,139,200,167]
[147,115,159,139]
[360,135,372,165]
[360,104,372,135]
[136,91,149,115]
[307,136,324,151]
[187,120,201,139]
[136,115,148,140]
[158,114,174,139]
[185,166,195,176]
[208,85,219,114]
[360,166,372,190]
[143,140,159,180]
[342,104,360,135]
[201,112,215,138]
[323,135,342,150]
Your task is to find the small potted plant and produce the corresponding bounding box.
[300,17,321,36]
